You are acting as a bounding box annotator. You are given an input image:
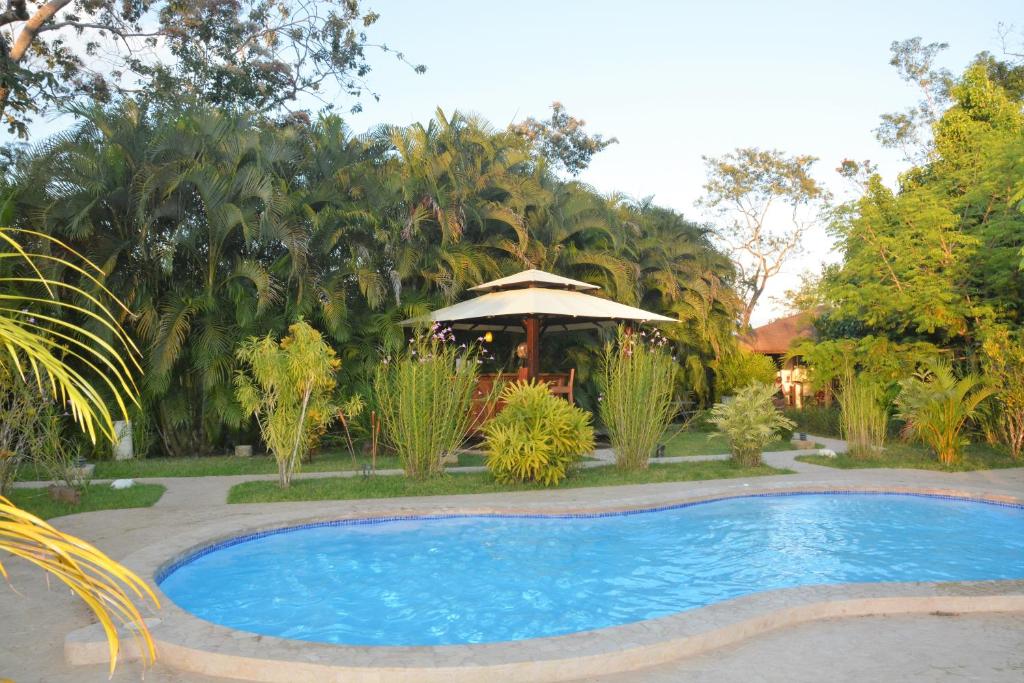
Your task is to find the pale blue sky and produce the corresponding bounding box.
[340,1,1019,323]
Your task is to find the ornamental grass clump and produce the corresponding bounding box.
[894,361,994,466]
[235,321,340,488]
[599,328,678,470]
[484,381,594,486]
[709,383,795,467]
[837,373,889,458]
[374,324,484,479]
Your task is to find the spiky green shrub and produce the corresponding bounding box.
[709,383,796,467]
[235,321,340,488]
[484,381,595,486]
[374,326,482,479]
[599,328,678,470]
[895,361,994,466]
[837,374,889,457]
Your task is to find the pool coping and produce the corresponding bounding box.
[66,484,1024,682]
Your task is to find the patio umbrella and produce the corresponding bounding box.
[402,269,677,378]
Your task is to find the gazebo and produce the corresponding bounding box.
[403,269,677,380]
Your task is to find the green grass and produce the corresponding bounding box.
[227,460,794,504]
[16,450,489,481]
[7,483,165,519]
[662,429,810,457]
[797,442,1022,472]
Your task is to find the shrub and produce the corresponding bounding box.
[599,328,678,470]
[981,329,1024,459]
[783,404,841,437]
[235,321,340,488]
[894,361,994,466]
[837,374,889,457]
[484,381,594,486]
[0,368,61,495]
[374,325,483,479]
[716,349,778,397]
[709,383,796,467]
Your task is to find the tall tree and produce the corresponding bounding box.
[511,102,617,176]
[698,147,829,329]
[0,0,424,138]
[874,37,953,160]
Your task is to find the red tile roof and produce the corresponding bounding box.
[739,309,820,355]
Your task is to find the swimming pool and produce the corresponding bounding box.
[158,493,1024,646]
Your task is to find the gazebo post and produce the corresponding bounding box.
[523,315,540,380]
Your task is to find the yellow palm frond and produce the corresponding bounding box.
[0,496,159,675]
[0,227,157,673]
[0,227,140,443]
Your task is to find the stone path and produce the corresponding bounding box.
[2,435,1022,682]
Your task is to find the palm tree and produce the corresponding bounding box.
[895,361,995,465]
[0,228,158,675]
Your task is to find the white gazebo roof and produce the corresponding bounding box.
[469,269,600,293]
[402,268,677,332]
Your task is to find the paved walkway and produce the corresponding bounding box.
[2,436,1022,682]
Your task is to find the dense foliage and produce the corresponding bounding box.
[818,60,1024,355]
[795,47,1024,461]
[484,381,594,486]
[0,101,738,457]
[715,348,778,397]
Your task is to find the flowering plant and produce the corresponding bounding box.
[374,323,488,478]
[599,326,678,470]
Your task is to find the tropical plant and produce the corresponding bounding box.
[0,229,156,674]
[599,328,678,470]
[4,100,740,456]
[837,373,890,457]
[374,325,482,478]
[709,383,796,467]
[484,381,595,486]
[894,362,995,466]
[235,321,340,487]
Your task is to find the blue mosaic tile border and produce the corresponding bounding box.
[155,490,1024,584]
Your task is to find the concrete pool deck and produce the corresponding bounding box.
[2,439,1024,682]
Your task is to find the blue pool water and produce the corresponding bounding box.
[159,493,1024,646]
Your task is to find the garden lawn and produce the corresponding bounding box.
[21,451,489,480]
[663,429,806,457]
[797,443,1021,472]
[227,460,794,504]
[7,484,165,520]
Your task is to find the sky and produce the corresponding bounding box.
[17,1,1021,325]
[328,0,1019,325]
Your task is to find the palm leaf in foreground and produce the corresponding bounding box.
[0,497,159,674]
[0,227,157,673]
